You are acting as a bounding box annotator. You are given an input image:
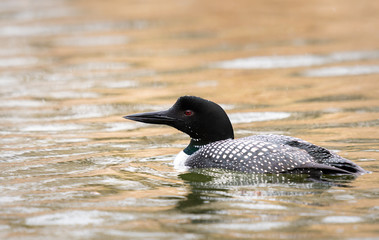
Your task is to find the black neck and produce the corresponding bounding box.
[183,139,209,155]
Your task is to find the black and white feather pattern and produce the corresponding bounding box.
[185,134,366,175]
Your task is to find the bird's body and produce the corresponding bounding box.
[175,135,365,175]
[124,96,368,176]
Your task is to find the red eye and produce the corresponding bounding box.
[184,110,193,116]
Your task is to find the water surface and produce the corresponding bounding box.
[0,0,378,239]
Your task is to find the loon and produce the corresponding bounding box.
[124,96,368,176]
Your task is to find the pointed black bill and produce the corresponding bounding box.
[123,110,177,125]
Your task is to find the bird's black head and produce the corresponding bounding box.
[124,96,234,145]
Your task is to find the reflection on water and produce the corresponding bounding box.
[175,170,360,238]
[229,111,291,124]
[0,57,39,67]
[178,169,356,197]
[0,0,378,239]
[302,65,379,77]
[0,20,149,37]
[25,210,135,226]
[57,35,129,47]
[212,50,379,69]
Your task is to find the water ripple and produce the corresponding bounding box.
[322,216,364,223]
[0,21,149,37]
[302,65,379,77]
[229,112,291,124]
[57,35,129,47]
[0,57,38,67]
[212,50,379,69]
[25,210,135,226]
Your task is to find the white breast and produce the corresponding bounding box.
[173,150,190,171]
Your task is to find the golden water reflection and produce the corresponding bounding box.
[0,0,378,239]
